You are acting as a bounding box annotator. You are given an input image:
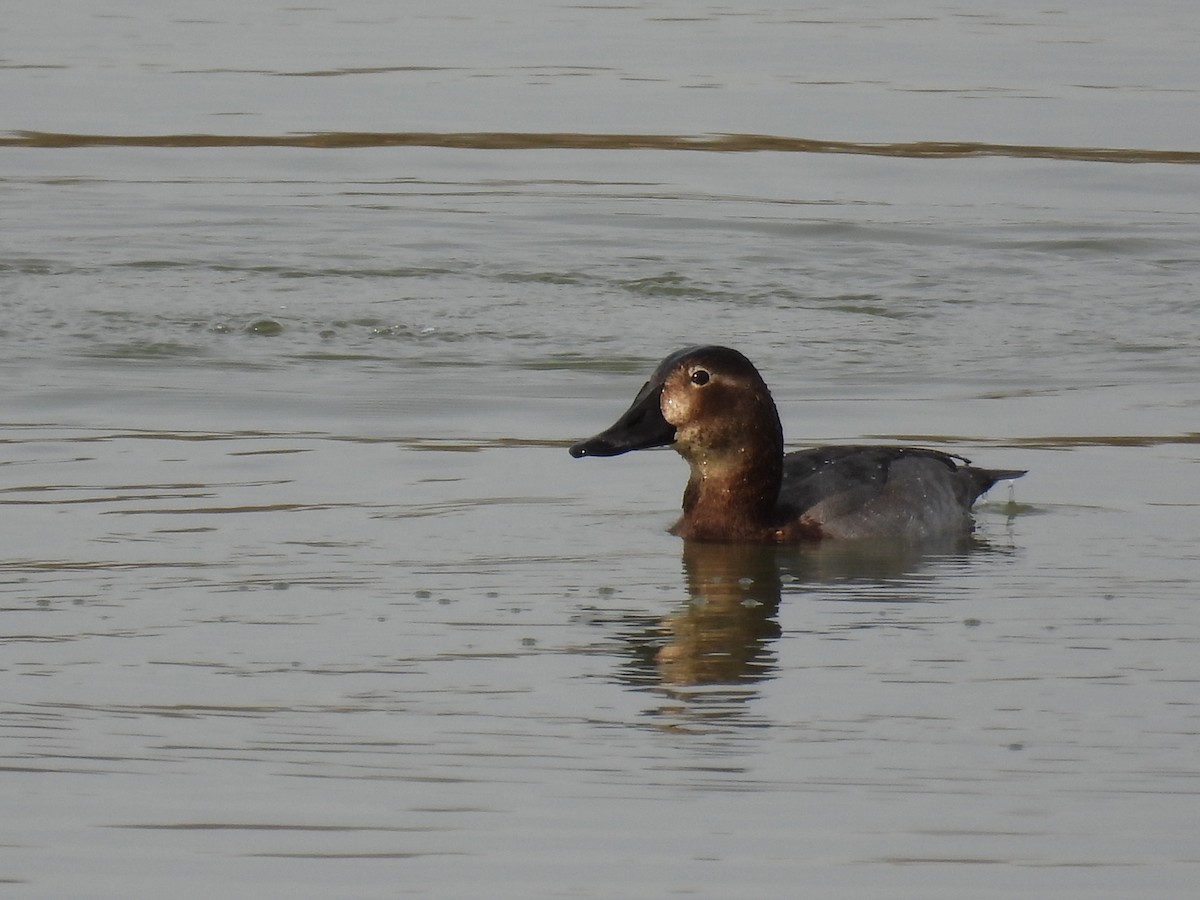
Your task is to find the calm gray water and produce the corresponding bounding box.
[3,2,1199,898]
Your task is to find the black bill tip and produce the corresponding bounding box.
[569,437,621,458]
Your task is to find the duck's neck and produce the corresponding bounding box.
[672,442,783,542]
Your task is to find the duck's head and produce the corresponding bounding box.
[569,345,784,468]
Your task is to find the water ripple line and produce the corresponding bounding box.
[4,131,1198,163]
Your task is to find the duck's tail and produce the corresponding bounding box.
[965,466,1027,503]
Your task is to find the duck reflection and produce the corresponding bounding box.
[621,533,998,689]
[655,541,784,686]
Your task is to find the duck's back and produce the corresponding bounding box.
[779,446,1023,540]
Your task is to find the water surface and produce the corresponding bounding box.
[3,2,1199,898]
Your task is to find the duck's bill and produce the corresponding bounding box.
[569,382,676,458]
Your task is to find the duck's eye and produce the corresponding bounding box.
[690,369,710,386]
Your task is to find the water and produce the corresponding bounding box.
[3,2,1199,898]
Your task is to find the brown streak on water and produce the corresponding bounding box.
[5,130,1199,163]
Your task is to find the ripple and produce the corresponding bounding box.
[6,131,1199,163]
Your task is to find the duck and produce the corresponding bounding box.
[569,345,1025,543]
